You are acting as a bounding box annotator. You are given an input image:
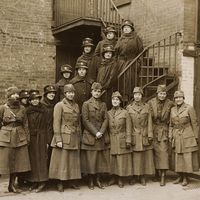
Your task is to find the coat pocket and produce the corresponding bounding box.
[120,137,126,149]
[0,126,11,143]
[62,133,71,144]
[17,127,27,142]
[183,136,197,148]
[131,135,136,145]
[142,136,150,146]
[82,130,95,146]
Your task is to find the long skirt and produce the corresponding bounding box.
[0,145,30,174]
[132,150,155,175]
[81,150,110,174]
[110,153,133,176]
[49,148,81,180]
[153,140,169,170]
[175,151,199,173]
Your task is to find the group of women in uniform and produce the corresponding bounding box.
[0,19,199,194]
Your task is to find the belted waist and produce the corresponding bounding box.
[3,122,23,127]
[154,121,168,126]
[172,123,190,129]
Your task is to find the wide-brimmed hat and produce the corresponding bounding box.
[6,86,19,98]
[133,87,143,94]
[91,82,103,90]
[174,90,184,98]
[60,64,72,74]
[19,90,30,99]
[121,20,134,30]
[112,91,123,102]
[29,90,42,100]
[44,85,56,95]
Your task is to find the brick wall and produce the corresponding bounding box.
[0,0,56,104]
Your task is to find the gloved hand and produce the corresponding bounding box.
[126,142,131,149]
[56,141,63,148]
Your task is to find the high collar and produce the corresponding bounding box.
[121,31,136,39]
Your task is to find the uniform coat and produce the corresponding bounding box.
[70,75,94,110]
[81,97,110,174]
[126,101,155,175]
[55,78,71,102]
[49,98,81,180]
[0,102,30,174]
[95,38,116,59]
[26,104,49,182]
[108,107,133,176]
[76,52,100,81]
[148,97,174,169]
[169,103,199,172]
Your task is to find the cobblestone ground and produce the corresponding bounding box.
[0,176,200,200]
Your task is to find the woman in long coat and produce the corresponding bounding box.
[49,84,82,192]
[107,91,132,188]
[81,82,110,190]
[26,90,49,192]
[148,85,174,186]
[169,90,199,186]
[0,87,30,193]
[126,87,155,185]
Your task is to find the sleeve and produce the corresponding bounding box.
[53,103,63,143]
[94,41,101,57]
[99,103,108,134]
[82,102,98,136]
[0,105,4,128]
[147,105,153,138]
[46,109,54,144]
[23,109,30,143]
[126,111,132,143]
[137,36,144,54]
[188,106,199,139]
[168,108,173,139]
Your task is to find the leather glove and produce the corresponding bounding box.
[148,137,153,144]
[196,138,198,144]
[56,141,63,148]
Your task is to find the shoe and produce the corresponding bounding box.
[57,182,64,192]
[129,178,135,185]
[88,177,94,190]
[8,184,21,193]
[108,177,116,186]
[35,182,46,193]
[96,177,104,189]
[173,176,182,184]
[118,178,124,188]
[160,175,165,186]
[182,177,188,186]
[140,176,146,186]
[29,183,38,191]
[70,184,80,190]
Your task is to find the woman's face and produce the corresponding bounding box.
[175,96,184,105]
[10,93,19,100]
[46,92,56,100]
[62,72,71,79]
[91,89,102,99]
[134,92,142,102]
[77,68,87,77]
[112,97,121,107]
[157,92,167,101]
[103,51,113,59]
[106,32,115,40]
[84,46,92,54]
[65,91,75,101]
[21,98,28,105]
[123,25,132,34]
[30,98,40,106]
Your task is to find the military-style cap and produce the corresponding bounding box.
[122,20,134,30]
[44,85,56,95]
[133,87,143,94]
[91,82,103,90]
[82,37,94,47]
[102,45,115,55]
[104,25,117,34]
[174,90,184,98]
[76,60,88,69]
[157,85,167,93]
[60,64,72,74]
[19,90,30,99]
[64,84,75,93]
[6,86,19,98]
[29,90,42,100]
[112,91,122,101]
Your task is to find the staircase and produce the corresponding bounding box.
[117,32,182,105]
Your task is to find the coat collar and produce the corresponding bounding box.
[129,101,145,113]
[62,98,79,113]
[110,107,123,117]
[88,97,102,109]
[175,103,187,115]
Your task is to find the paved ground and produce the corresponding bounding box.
[1,176,200,200]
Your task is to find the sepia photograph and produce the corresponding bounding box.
[0,0,200,199]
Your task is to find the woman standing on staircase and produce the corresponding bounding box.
[126,87,155,186]
[169,90,199,186]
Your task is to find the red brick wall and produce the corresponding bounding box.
[0,0,56,103]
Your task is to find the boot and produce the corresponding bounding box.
[173,173,183,184]
[96,175,104,189]
[117,177,124,188]
[152,169,160,182]
[108,176,116,186]
[129,176,135,185]
[8,173,21,193]
[57,181,64,192]
[69,180,80,190]
[88,175,94,190]
[140,175,146,186]
[160,170,166,186]
[35,182,46,193]
[182,173,188,186]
